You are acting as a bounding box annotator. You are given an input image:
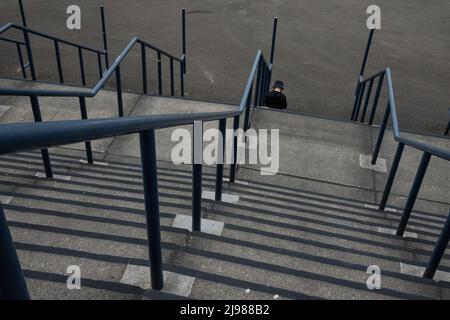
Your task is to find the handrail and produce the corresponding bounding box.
[351,66,450,280]
[0,48,273,297]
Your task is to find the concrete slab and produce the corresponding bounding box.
[120,264,195,297]
[107,95,237,161]
[372,128,450,204]
[0,195,13,204]
[251,109,375,189]
[173,214,224,236]
[202,190,239,204]
[359,154,387,173]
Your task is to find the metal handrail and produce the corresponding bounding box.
[0,48,273,298]
[351,66,450,280]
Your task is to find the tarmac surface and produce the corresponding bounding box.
[0,0,449,134]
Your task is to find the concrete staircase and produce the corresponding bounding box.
[0,79,450,300]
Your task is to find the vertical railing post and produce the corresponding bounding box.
[97,52,103,80]
[254,58,262,107]
[192,121,203,232]
[353,81,366,121]
[181,8,186,75]
[359,29,374,78]
[100,6,109,69]
[139,129,164,290]
[371,102,391,165]
[157,52,162,95]
[215,119,227,201]
[78,48,86,86]
[115,65,124,117]
[396,152,432,237]
[360,78,374,122]
[170,57,175,96]
[16,43,27,78]
[229,115,240,183]
[54,40,64,84]
[368,73,385,125]
[244,86,253,131]
[268,17,278,87]
[0,203,30,300]
[30,95,53,178]
[351,81,362,120]
[141,43,148,94]
[423,211,450,279]
[445,119,450,135]
[180,57,185,97]
[378,142,405,211]
[18,0,28,27]
[79,97,94,164]
[22,30,36,81]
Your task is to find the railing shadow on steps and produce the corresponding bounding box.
[0,6,188,178]
[0,14,277,298]
[350,44,450,280]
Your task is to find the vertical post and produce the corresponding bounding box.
[445,119,450,135]
[254,58,262,107]
[396,152,432,237]
[368,73,385,125]
[22,30,36,80]
[181,8,186,75]
[97,52,103,80]
[378,142,405,211]
[157,52,162,95]
[18,0,28,26]
[0,204,30,300]
[141,43,147,94]
[215,119,227,201]
[170,58,175,96]
[423,211,450,279]
[79,97,93,164]
[360,78,374,122]
[100,6,109,69]
[54,40,64,84]
[371,102,391,165]
[244,86,253,131]
[268,17,278,87]
[78,48,86,86]
[115,65,124,117]
[30,95,53,178]
[180,57,185,97]
[351,82,362,120]
[359,29,375,78]
[353,81,366,121]
[16,43,27,78]
[229,115,240,183]
[192,121,203,232]
[139,129,164,290]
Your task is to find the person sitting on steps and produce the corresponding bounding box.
[265,80,287,110]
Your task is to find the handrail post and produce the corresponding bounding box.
[18,0,28,27]
[139,129,164,290]
[78,48,86,86]
[371,102,391,165]
[254,58,262,107]
[100,6,109,69]
[79,97,94,164]
[244,86,253,131]
[97,52,103,80]
[353,29,374,106]
[16,43,27,78]
[360,78,374,122]
[181,8,186,75]
[54,40,64,84]
[215,119,226,201]
[22,29,36,80]
[423,211,450,279]
[353,81,366,121]
[368,73,385,125]
[30,95,53,178]
[192,121,203,231]
[0,203,30,300]
[141,43,147,94]
[229,115,240,183]
[157,52,162,95]
[351,81,362,120]
[268,17,278,87]
[378,142,404,210]
[115,65,124,117]
[180,56,185,97]
[396,152,432,237]
[170,57,175,96]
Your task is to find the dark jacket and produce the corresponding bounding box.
[265,90,287,109]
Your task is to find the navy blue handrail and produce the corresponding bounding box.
[351,66,450,280]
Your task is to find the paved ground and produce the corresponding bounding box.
[0,0,449,134]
